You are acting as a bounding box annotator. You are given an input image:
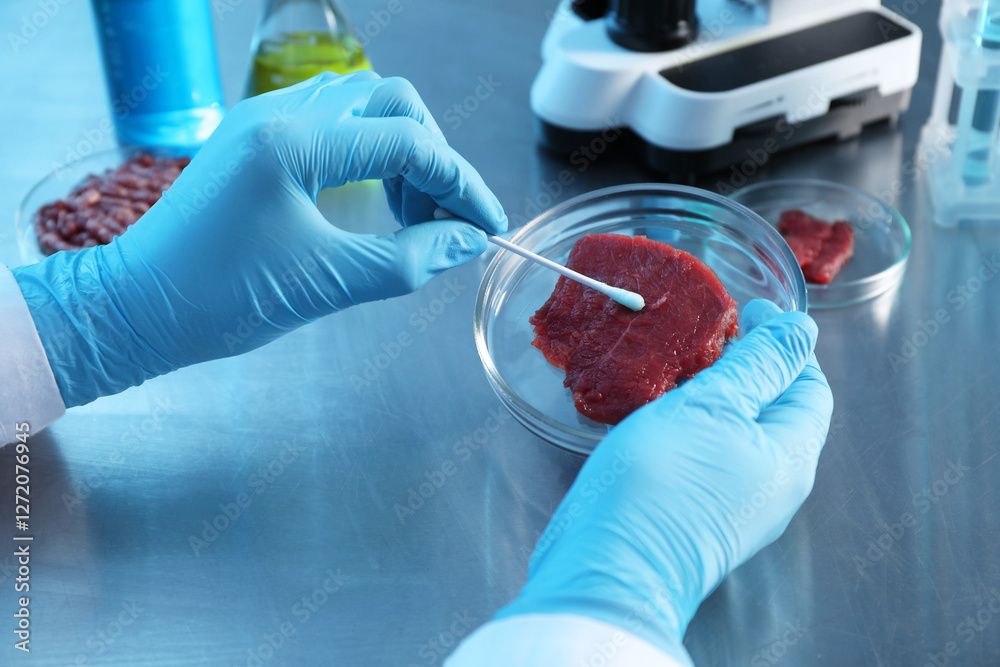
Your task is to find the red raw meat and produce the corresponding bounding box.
[777,209,831,266]
[777,209,855,285]
[530,233,738,425]
[804,221,854,284]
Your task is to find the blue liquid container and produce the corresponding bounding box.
[961,0,1000,185]
[90,0,225,149]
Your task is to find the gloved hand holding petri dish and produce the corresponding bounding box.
[492,299,834,666]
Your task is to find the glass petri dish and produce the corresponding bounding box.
[15,145,193,266]
[731,179,910,308]
[474,183,808,456]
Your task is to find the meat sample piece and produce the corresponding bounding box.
[34,153,190,256]
[530,233,739,425]
[777,209,855,285]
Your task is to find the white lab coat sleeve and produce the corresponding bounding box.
[444,614,691,667]
[0,264,65,444]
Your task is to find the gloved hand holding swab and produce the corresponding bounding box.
[432,208,645,312]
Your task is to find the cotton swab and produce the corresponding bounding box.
[433,208,645,312]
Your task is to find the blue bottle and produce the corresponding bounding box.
[90,0,225,149]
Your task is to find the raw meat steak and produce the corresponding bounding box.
[530,233,739,425]
[777,209,855,285]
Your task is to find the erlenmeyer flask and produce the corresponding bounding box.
[246,0,372,97]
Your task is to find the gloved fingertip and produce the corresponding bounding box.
[404,219,488,264]
[492,211,509,235]
[451,221,489,256]
[746,310,819,363]
[359,220,489,298]
[740,299,782,333]
[481,195,508,235]
[434,205,507,237]
[782,310,820,342]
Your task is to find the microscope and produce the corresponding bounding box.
[532,0,923,180]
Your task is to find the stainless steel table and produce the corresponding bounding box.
[3,0,1000,665]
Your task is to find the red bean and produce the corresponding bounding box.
[78,188,101,207]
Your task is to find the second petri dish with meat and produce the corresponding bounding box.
[731,179,910,308]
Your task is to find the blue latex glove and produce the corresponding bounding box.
[497,300,833,665]
[13,71,506,407]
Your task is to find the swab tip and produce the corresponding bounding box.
[609,288,644,312]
